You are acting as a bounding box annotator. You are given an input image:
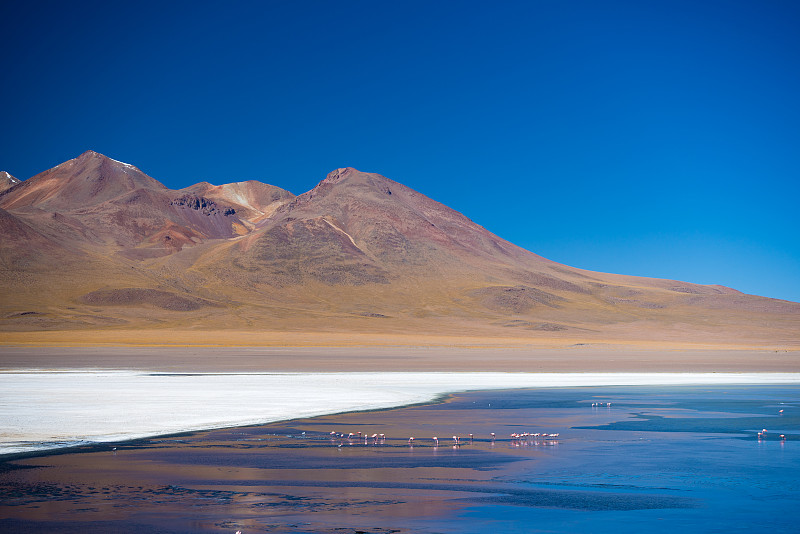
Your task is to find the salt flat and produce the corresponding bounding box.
[2,370,799,456]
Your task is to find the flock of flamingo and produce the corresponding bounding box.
[326,430,561,448]
[319,399,629,448]
[318,403,789,449]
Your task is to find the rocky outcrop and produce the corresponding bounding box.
[170,194,236,216]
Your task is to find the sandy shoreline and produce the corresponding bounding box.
[1,345,798,372]
[2,344,798,456]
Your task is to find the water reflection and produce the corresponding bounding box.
[0,385,798,533]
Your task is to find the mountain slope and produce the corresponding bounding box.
[1,152,798,346]
[221,167,562,290]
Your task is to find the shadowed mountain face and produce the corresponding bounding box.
[1,151,798,343]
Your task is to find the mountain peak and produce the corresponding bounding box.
[0,151,165,211]
[0,171,21,193]
[323,167,359,185]
[76,150,140,171]
[286,168,393,211]
[181,179,295,221]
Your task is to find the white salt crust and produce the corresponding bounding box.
[2,371,798,455]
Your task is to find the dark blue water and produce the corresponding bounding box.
[1,384,798,533]
[431,385,800,533]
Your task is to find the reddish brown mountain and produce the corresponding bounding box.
[180,180,295,225]
[223,167,558,288]
[0,151,293,258]
[0,151,166,211]
[1,151,798,345]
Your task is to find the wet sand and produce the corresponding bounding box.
[2,384,799,533]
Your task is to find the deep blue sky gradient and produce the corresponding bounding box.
[2,0,799,302]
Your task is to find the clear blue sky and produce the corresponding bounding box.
[2,0,799,302]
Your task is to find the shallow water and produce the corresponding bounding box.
[3,371,795,455]
[1,384,798,533]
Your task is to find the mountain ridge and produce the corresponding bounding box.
[1,150,798,347]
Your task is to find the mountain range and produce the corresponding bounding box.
[1,150,798,346]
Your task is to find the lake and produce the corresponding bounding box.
[1,384,798,533]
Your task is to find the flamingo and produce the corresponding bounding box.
[433,436,439,446]
[490,432,496,439]
[408,436,415,445]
